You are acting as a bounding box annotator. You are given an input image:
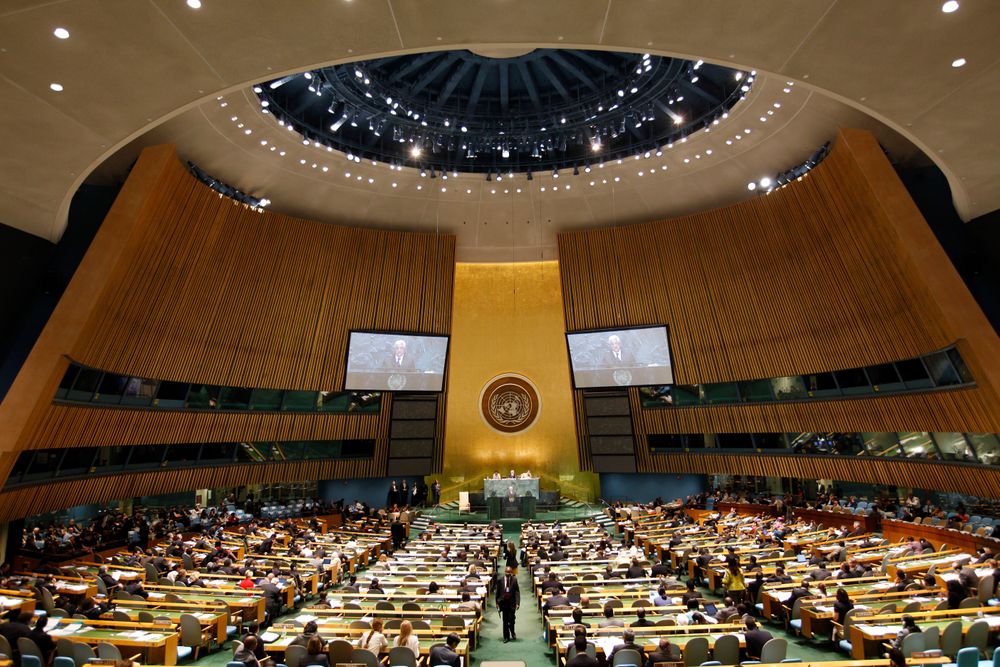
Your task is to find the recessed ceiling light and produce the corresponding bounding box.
[53,27,70,39]
[186,0,202,8]
[952,57,966,68]
[49,82,63,92]
[942,0,959,12]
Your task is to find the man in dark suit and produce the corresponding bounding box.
[651,557,672,578]
[744,619,773,660]
[567,636,599,667]
[496,566,520,642]
[605,334,634,366]
[645,638,680,667]
[608,629,645,665]
[386,339,416,370]
[428,633,462,667]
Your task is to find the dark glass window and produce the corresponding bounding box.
[95,446,129,470]
[896,358,933,389]
[155,381,189,408]
[163,444,197,466]
[670,385,701,406]
[648,434,690,450]
[95,373,129,404]
[219,386,251,410]
[318,391,351,412]
[122,377,158,406]
[58,447,98,476]
[67,368,102,401]
[806,372,839,397]
[200,443,235,462]
[867,363,903,392]
[772,376,807,401]
[834,368,870,395]
[702,382,740,404]
[947,349,974,384]
[738,380,773,402]
[187,384,220,409]
[754,433,786,449]
[128,446,165,468]
[250,388,283,411]
[282,390,318,411]
[717,433,754,449]
[342,440,375,458]
[924,351,961,387]
[55,365,79,399]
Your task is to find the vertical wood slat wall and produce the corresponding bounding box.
[74,152,454,389]
[558,129,1000,479]
[0,145,455,516]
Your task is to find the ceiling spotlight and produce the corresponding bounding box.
[410,146,422,157]
[942,0,959,11]
[759,177,772,188]
[186,0,201,8]
[552,170,559,178]
[591,142,601,152]
[53,27,70,39]
[502,148,510,158]
[49,82,63,92]
[747,182,757,191]
[952,57,966,68]
[460,125,468,132]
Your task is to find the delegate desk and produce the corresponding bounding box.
[48,618,181,665]
[846,607,996,659]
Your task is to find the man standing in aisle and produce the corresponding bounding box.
[496,565,520,642]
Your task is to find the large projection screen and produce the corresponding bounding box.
[566,325,674,389]
[345,331,449,392]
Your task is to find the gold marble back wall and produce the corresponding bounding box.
[439,261,598,501]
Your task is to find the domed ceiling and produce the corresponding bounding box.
[256,48,746,174]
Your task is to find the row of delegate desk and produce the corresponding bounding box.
[256,520,503,664]
[597,505,1000,664]
[3,518,397,664]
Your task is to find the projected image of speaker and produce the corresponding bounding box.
[345,330,450,392]
[566,325,674,389]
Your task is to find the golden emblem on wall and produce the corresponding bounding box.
[479,374,540,434]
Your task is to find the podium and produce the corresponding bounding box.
[484,478,539,519]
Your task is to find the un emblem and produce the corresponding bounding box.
[479,374,540,434]
[613,369,633,386]
[387,373,407,391]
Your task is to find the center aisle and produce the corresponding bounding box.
[472,526,552,666]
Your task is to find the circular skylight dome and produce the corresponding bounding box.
[256,49,749,174]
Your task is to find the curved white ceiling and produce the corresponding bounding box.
[0,0,997,259]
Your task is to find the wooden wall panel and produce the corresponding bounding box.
[559,129,1000,491]
[0,459,378,523]
[73,152,454,389]
[640,452,1000,499]
[560,134,955,383]
[0,144,455,506]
